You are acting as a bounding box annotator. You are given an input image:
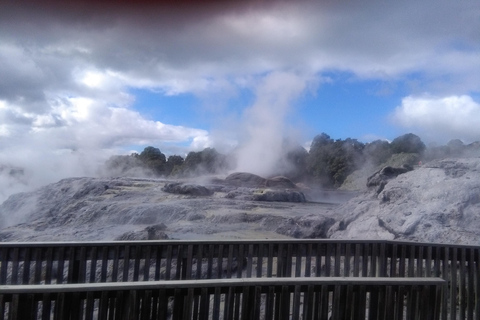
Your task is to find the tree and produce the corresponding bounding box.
[177,148,229,176]
[306,133,364,187]
[364,140,392,165]
[137,146,167,175]
[390,133,426,155]
[165,155,184,176]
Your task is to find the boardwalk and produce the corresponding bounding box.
[0,239,476,319]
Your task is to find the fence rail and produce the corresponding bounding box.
[0,277,444,320]
[0,239,478,319]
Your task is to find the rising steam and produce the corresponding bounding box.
[235,72,310,177]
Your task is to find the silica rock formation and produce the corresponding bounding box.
[328,157,480,245]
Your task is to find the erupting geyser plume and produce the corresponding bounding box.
[235,72,310,177]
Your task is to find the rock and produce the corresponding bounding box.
[366,165,412,194]
[116,225,169,241]
[265,176,297,189]
[276,215,335,238]
[224,172,267,188]
[0,176,340,241]
[162,182,213,196]
[329,157,480,245]
[252,190,306,202]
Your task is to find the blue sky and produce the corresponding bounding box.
[0,0,480,199]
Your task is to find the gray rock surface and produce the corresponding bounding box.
[162,182,214,196]
[328,157,480,245]
[252,190,306,202]
[0,176,335,242]
[1,157,480,245]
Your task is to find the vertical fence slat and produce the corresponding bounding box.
[33,247,43,284]
[390,242,398,278]
[122,245,131,282]
[89,246,98,283]
[460,247,467,320]
[467,247,475,320]
[143,244,151,282]
[334,243,341,277]
[450,247,458,320]
[11,247,19,285]
[354,243,361,277]
[257,243,264,279]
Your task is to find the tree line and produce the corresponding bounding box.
[105,133,478,188]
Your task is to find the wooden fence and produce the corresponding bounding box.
[0,239,477,319]
[0,277,444,320]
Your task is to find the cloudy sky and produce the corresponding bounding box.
[0,0,479,198]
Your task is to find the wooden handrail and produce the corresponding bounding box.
[0,277,445,320]
[0,276,446,293]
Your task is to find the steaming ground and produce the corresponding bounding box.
[2,156,480,245]
[0,175,344,242]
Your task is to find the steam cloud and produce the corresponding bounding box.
[235,72,310,177]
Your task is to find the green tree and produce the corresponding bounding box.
[306,133,364,187]
[137,146,167,175]
[177,148,229,176]
[390,133,426,155]
[363,140,392,165]
[165,155,184,176]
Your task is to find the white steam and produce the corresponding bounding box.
[235,72,310,176]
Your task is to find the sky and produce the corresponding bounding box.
[0,0,480,200]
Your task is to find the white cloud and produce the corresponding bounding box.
[393,95,480,143]
[0,0,479,200]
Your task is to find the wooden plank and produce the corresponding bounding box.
[184,244,193,280]
[467,247,475,320]
[267,243,273,278]
[89,246,98,283]
[390,242,398,277]
[344,243,351,277]
[399,244,406,278]
[122,245,130,282]
[33,247,43,284]
[165,244,173,280]
[10,247,19,285]
[257,243,264,278]
[417,245,424,277]
[450,247,458,320]
[216,244,224,279]
[236,244,245,279]
[362,243,369,277]
[286,243,293,277]
[195,244,203,281]
[426,245,433,277]
[408,245,415,278]
[247,244,253,278]
[379,242,386,277]
[441,246,449,320]
[353,243,361,277]
[371,242,378,277]
[305,243,312,278]
[111,245,119,282]
[133,245,141,281]
[176,244,184,280]
[0,247,8,285]
[207,244,214,280]
[55,246,65,284]
[265,286,275,320]
[460,247,467,320]
[0,277,444,293]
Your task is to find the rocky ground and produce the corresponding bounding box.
[1,157,479,245]
[329,157,480,245]
[0,173,348,242]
